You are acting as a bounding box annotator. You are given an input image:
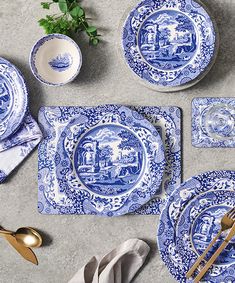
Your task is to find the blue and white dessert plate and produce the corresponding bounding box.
[122,0,218,91]
[132,106,181,215]
[30,34,82,86]
[38,105,166,216]
[192,98,235,148]
[157,170,235,283]
[0,57,28,141]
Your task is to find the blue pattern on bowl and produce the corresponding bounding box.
[48,53,73,72]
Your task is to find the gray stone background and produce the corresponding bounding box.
[0,0,234,282]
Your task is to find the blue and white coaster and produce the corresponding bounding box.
[122,0,218,91]
[192,98,235,148]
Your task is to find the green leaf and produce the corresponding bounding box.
[41,2,50,9]
[86,26,97,36]
[77,8,85,17]
[69,6,81,18]
[58,0,68,13]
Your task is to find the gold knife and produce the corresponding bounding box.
[194,222,235,282]
[3,233,38,265]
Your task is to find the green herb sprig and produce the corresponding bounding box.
[39,0,100,46]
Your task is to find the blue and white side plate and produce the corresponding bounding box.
[0,57,28,141]
[38,105,166,216]
[157,170,235,283]
[30,34,82,86]
[132,106,181,215]
[122,0,218,91]
[192,98,235,148]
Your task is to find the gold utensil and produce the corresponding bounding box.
[186,207,235,279]
[194,221,235,282]
[0,227,38,265]
[0,227,42,248]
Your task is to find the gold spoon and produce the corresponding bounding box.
[0,227,42,248]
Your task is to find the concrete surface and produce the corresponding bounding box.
[0,0,235,282]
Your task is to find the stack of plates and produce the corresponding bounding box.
[121,0,219,92]
[157,170,235,283]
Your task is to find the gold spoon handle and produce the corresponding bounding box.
[186,229,222,278]
[0,230,13,235]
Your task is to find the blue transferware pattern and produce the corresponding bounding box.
[157,170,235,283]
[0,113,42,183]
[49,53,73,72]
[38,105,166,216]
[122,0,217,88]
[192,98,235,147]
[132,106,181,215]
[0,57,28,141]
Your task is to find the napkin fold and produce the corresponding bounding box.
[0,113,42,183]
[68,239,150,283]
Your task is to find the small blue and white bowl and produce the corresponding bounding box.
[30,34,82,86]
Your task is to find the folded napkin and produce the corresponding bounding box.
[0,113,42,183]
[68,239,150,283]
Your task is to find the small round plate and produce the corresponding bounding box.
[122,0,218,92]
[56,105,166,216]
[30,34,82,86]
[157,170,235,283]
[0,57,28,141]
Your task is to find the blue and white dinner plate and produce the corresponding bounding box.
[122,0,218,91]
[38,105,166,216]
[0,57,28,141]
[157,170,235,283]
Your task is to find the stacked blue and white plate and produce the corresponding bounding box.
[157,171,235,283]
[121,0,219,92]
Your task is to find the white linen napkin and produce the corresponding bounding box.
[68,239,150,283]
[0,113,42,183]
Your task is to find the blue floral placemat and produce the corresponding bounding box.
[38,106,181,215]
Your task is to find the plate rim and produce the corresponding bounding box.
[0,57,28,141]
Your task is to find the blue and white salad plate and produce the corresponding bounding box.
[157,170,235,283]
[0,57,28,141]
[122,0,218,91]
[30,34,82,86]
[38,105,166,216]
[192,98,235,148]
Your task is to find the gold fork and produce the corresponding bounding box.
[186,207,235,279]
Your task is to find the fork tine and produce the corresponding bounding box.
[227,208,235,217]
[230,212,235,220]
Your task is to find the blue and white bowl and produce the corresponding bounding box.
[30,34,82,86]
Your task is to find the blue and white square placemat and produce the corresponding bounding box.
[38,106,181,215]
